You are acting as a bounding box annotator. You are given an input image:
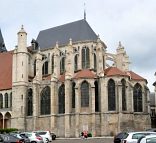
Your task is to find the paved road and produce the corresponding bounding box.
[52,137,113,143]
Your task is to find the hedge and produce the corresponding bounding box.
[0,128,18,134]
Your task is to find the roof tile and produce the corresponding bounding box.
[0,51,13,90]
[74,69,96,79]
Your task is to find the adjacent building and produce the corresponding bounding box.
[0,19,151,137]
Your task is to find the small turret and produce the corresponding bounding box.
[17,25,27,53]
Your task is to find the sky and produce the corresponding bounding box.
[0,0,156,92]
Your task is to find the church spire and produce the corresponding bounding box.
[0,29,7,52]
[84,3,86,20]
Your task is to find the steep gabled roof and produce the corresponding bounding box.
[0,29,7,52]
[0,51,13,90]
[37,19,97,49]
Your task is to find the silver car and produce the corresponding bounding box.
[24,132,44,143]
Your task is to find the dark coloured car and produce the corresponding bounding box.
[146,128,156,132]
[114,132,128,143]
[50,133,56,140]
[11,133,30,143]
[0,134,24,143]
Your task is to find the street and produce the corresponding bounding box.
[52,137,113,143]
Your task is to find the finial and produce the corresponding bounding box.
[69,38,72,45]
[84,3,86,20]
[21,25,24,30]
[97,34,100,42]
[55,41,59,48]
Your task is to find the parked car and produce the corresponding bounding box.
[146,128,156,132]
[11,133,30,143]
[50,132,56,140]
[137,134,156,143]
[24,132,44,143]
[0,134,24,143]
[33,131,52,142]
[114,131,156,143]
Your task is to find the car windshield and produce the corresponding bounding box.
[37,132,46,135]
[147,137,156,143]
[116,132,129,139]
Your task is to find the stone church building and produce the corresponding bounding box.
[0,19,151,137]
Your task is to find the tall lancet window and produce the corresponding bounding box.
[58,84,65,113]
[82,47,90,69]
[40,86,51,115]
[133,83,142,112]
[74,54,78,72]
[60,57,65,74]
[121,79,127,111]
[0,94,3,109]
[72,82,76,108]
[95,81,99,112]
[42,61,48,75]
[108,79,116,111]
[81,81,89,107]
[5,93,8,108]
[34,59,36,77]
[27,88,33,116]
[51,54,54,74]
[94,53,97,71]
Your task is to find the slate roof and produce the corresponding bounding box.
[37,19,98,49]
[0,29,7,52]
[0,51,13,90]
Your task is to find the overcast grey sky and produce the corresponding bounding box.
[0,0,156,91]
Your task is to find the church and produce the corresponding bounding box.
[0,18,151,137]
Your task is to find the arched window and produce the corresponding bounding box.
[72,82,76,108]
[121,79,127,111]
[95,81,99,112]
[108,79,116,111]
[51,54,54,74]
[34,59,36,77]
[5,93,8,108]
[27,88,33,116]
[58,84,65,113]
[133,83,142,112]
[94,53,97,71]
[74,54,78,72]
[60,57,65,74]
[0,94,3,109]
[82,47,90,69]
[40,86,51,115]
[81,81,89,107]
[42,61,48,75]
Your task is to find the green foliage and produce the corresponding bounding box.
[87,132,92,137]
[0,128,18,134]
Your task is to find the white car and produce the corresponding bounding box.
[122,132,156,143]
[24,132,44,143]
[137,134,156,143]
[33,131,52,142]
[114,131,156,143]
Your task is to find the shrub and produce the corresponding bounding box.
[0,128,18,134]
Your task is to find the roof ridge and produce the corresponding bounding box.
[39,19,86,33]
